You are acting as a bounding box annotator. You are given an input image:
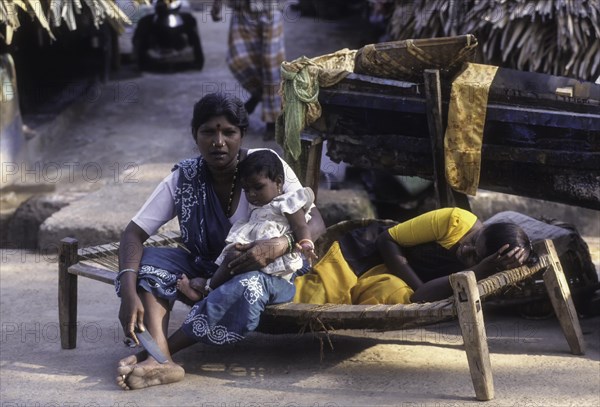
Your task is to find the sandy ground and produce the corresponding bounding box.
[1,4,599,407]
[1,249,599,406]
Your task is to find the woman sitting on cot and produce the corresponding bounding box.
[115,92,326,390]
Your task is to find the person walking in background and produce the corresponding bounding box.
[211,0,285,140]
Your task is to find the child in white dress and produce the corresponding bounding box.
[178,149,316,301]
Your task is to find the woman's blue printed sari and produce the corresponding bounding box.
[116,156,294,345]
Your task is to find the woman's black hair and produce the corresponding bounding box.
[238,150,284,183]
[190,92,249,139]
[481,222,539,266]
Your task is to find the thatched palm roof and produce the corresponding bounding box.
[0,0,150,44]
[388,0,600,81]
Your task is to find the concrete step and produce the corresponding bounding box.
[36,164,377,249]
[38,163,179,250]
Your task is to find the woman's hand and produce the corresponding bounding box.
[297,240,318,266]
[227,237,286,275]
[118,293,145,345]
[117,221,149,344]
[476,244,528,277]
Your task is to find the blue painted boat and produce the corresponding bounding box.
[310,67,600,209]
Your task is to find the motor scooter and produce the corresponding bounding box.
[133,0,204,71]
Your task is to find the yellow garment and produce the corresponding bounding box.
[277,49,356,164]
[444,63,499,195]
[294,208,476,305]
[387,207,477,249]
[293,242,413,305]
[350,264,413,305]
[293,241,356,304]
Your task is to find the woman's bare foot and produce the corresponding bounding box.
[116,358,185,390]
[116,351,144,389]
[118,354,139,368]
[176,275,204,302]
[118,348,149,368]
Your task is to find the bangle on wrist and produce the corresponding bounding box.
[285,232,295,254]
[296,239,315,252]
[115,268,138,283]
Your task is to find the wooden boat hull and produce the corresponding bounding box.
[310,68,600,209]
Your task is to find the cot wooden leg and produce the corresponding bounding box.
[59,237,79,349]
[300,131,324,200]
[450,271,494,401]
[539,239,585,355]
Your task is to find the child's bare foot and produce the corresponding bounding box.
[176,275,204,302]
[116,358,185,390]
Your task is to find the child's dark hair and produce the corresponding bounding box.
[238,150,284,182]
[481,222,538,266]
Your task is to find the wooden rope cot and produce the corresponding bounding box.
[58,221,585,401]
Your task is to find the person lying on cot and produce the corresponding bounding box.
[293,207,538,305]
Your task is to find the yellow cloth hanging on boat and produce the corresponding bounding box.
[293,241,413,305]
[444,63,499,196]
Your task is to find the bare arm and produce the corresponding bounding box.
[410,276,453,303]
[376,230,424,290]
[118,221,149,273]
[117,221,149,342]
[286,209,312,243]
[306,206,326,241]
[286,208,318,264]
